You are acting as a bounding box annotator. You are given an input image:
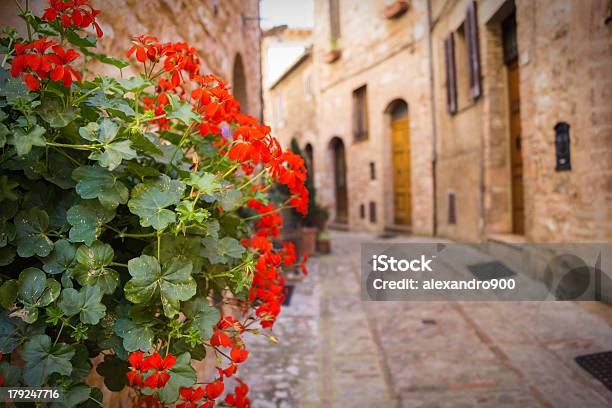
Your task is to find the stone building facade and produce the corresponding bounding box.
[267,0,611,243]
[310,0,435,235]
[0,0,262,118]
[431,0,612,242]
[262,28,315,150]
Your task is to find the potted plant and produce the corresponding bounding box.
[289,139,317,256]
[0,2,309,406]
[323,38,342,64]
[384,1,410,19]
[313,204,331,254]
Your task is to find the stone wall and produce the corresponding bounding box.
[431,0,612,242]
[0,0,262,118]
[312,0,435,235]
[262,28,314,150]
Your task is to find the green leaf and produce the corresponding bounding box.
[79,119,137,170]
[39,279,61,307]
[187,172,220,195]
[14,207,53,257]
[52,384,91,408]
[72,165,129,208]
[96,355,129,391]
[66,200,115,245]
[143,352,196,403]
[9,125,46,156]
[184,298,220,341]
[38,97,78,128]
[70,344,93,383]
[0,361,22,386]
[125,255,196,318]
[79,118,119,143]
[90,140,137,171]
[0,279,18,309]
[80,285,106,324]
[43,239,76,275]
[58,288,82,316]
[166,95,199,125]
[73,242,118,295]
[0,243,15,265]
[18,267,47,306]
[114,318,153,352]
[129,132,163,155]
[81,48,130,69]
[66,30,97,48]
[58,285,106,324]
[44,153,76,189]
[0,312,45,353]
[117,76,151,92]
[217,187,242,211]
[85,90,135,118]
[128,175,185,230]
[201,237,245,264]
[22,334,75,386]
[0,219,16,247]
[126,162,161,180]
[0,174,19,201]
[0,122,8,148]
[0,74,36,106]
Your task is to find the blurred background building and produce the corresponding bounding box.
[263,0,612,243]
[0,0,263,118]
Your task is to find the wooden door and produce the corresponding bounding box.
[507,59,524,234]
[392,118,412,226]
[333,140,348,223]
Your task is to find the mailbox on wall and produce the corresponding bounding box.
[554,122,571,171]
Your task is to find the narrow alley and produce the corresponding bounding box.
[241,231,612,408]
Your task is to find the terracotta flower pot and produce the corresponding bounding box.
[384,1,409,19]
[298,227,317,255]
[323,49,341,64]
[317,238,331,254]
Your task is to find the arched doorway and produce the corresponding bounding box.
[330,137,348,224]
[232,54,248,114]
[387,100,411,226]
[304,143,314,174]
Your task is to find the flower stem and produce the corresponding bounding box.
[53,321,65,347]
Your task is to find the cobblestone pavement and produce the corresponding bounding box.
[240,231,612,407]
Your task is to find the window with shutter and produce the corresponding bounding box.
[466,0,482,100]
[444,34,458,114]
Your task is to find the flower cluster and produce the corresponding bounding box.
[1,1,310,406]
[127,351,177,389]
[42,0,103,37]
[10,39,81,90]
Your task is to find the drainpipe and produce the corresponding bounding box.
[426,0,438,237]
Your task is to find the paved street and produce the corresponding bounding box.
[240,231,612,407]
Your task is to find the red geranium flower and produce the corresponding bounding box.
[230,347,249,364]
[204,377,224,400]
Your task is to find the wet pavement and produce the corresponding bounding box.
[240,231,612,407]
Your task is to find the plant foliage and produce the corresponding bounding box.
[0,1,309,406]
